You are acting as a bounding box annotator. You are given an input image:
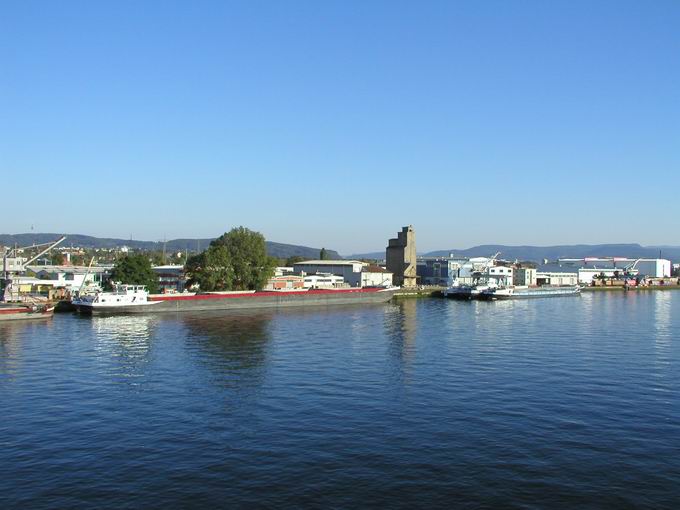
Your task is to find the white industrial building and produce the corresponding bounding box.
[27,264,112,292]
[537,271,579,286]
[360,265,393,287]
[633,259,672,278]
[557,258,671,284]
[488,266,513,285]
[514,268,537,286]
[293,260,393,287]
[303,273,345,289]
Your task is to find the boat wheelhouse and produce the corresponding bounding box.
[73,284,161,313]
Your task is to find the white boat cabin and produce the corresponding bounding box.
[74,284,150,308]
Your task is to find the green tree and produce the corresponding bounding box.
[109,253,159,293]
[50,252,65,265]
[285,255,305,266]
[185,227,275,291]
[319,248,328,260]
[185,245,234,291]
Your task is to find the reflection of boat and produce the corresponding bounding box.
[0,303,55,321]
[479,284,581,300]
[73,285,162,314]
[74,285,397,314]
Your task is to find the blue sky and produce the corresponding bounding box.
[2,1,678,253]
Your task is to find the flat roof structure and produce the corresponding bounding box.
[296,260,365,266]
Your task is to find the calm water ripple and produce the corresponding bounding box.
[1,292,679,508]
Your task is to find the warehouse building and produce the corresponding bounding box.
[417,257,451,286]
[514,268,537,286]
[293,260,392,287]
[537,271,579,286]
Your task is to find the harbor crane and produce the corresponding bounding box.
[2,236,67,301]
[2,236,67,278]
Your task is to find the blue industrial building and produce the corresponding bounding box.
[416,257,452,286]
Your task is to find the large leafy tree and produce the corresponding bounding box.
[185,245,234,291]
[185,227,275,291]
[285,255,305,266]
[109,253,159,293]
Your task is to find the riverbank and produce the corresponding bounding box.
[582,285,680,292]
[393,286,446,298]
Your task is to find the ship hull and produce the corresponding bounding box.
[479,287,581,300]
[77,288,397,314]
[74,303,162,315]
[0,305,55,321]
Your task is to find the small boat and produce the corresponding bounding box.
[72,284,162,314]
[0,302,55,321]
[443,282,490,300]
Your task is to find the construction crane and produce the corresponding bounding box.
[1,236,67,302]
[470,252,501,273]
[2,236,67,279]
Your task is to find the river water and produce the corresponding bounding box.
[1,292,679,508]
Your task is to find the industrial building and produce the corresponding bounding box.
[153,265,187,293]
[28,264,112,290]
[537,271,578,286]
[488,265,513,285]
[386,226,417,287]
[557,258,671,284]
[417,257,451,286]
[264,275,305,291]
[513,268,537,286]
[293,260,393,288]
[302,274,345,289]
[360,265,393,287]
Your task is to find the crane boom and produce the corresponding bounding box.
[23,236,67,266]
[2,236,67,278]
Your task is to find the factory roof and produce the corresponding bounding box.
[536,263,580,274]
[27,265,112,274]
[294,260,365,266]
[363,265,390,273]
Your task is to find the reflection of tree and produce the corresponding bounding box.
[182,311,273,390]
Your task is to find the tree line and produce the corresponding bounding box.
[108,227,331,293]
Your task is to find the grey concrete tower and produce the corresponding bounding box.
[386,226,417,287]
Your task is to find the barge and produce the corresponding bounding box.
[0,303,55,321]
[479,285,581,300]
[73,284,397,314]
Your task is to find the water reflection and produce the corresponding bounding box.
[0,321,56,382]
[0,322,31,381]
[653,291,672,342]
[87,315,159,383]
[383,300,418,381]
[651,292,674,380]
[181,310,273,390]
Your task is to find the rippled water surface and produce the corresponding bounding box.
[1,292,679,508]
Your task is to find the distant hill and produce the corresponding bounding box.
[348,244,680,262]
[0,233,340,260]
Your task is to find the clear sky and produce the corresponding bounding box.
[2,0,679,254]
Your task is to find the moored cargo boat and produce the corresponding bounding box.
[479,285,581,300]
[73,285,397,314]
